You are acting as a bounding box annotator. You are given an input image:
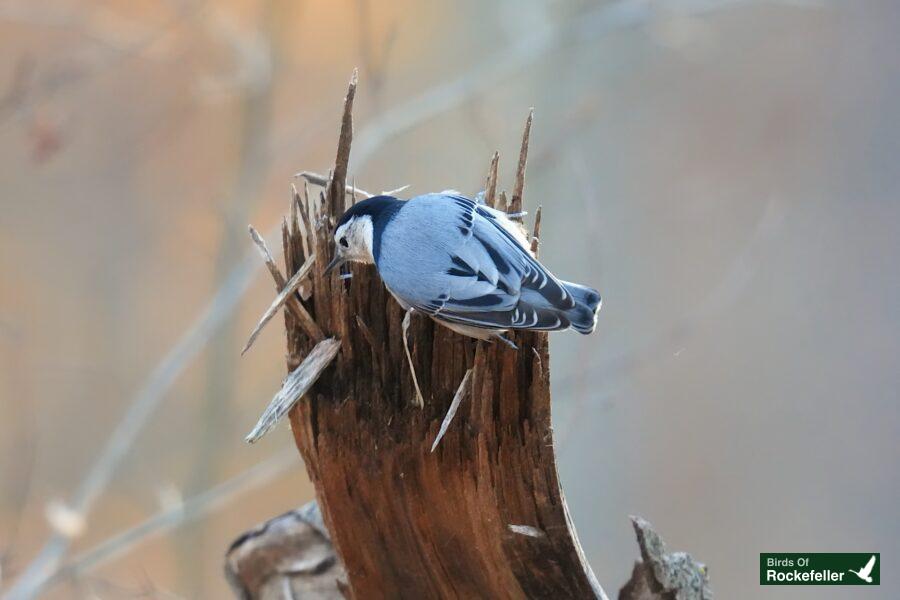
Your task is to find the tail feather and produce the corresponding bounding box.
[561,281,601,334]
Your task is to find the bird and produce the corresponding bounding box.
[848,555,876,583]
[324,192,601,347]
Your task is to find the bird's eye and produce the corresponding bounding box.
[339,236,349,248]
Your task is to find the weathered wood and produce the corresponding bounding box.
[297,170,372,200]
[531,205,543,256]
[509,108,533,219]
[618,517,713,600]
[226,506,713,600]
[225,502,346,599]
[430,368,471,452]
[241,253,318,356]
[484,150,500,208]
[497,189,509,213]
[247,225,324,343]
[245,338,341,443]
[324,70,357,217]
[274,77,606,599]
[290,185,313,262]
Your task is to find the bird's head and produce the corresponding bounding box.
[324,195,399,274]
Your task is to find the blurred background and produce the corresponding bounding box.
[1,0,898,598]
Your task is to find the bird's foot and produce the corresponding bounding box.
[494,332,519,351]
[402,308,425,407]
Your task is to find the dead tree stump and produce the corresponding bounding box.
[277,72,603,599]
[229,73,712,600]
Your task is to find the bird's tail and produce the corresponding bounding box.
[561,281,601,334]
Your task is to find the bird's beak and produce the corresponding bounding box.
[323,253,345,276]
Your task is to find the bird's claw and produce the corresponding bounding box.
[494,333,519,351]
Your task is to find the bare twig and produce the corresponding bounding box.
[6,2,798,594]
[296,171,372,199]
[241,253,317,356]
[300,171,409,201]
[248,226,324,343]
[509,109,533,218]
[345,0,604,168]
[382,184,410,196]
[48,448,298,587]
[245,338,342,443]
[1,248,263,600]
[430,369,472,452]
[346,0,829,168]
[182,16,276,593]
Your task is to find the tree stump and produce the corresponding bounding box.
[275,73,603,599]
[229,73,712,600]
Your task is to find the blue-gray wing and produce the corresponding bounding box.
[377,194,575,330]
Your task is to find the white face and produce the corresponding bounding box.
[333,215,375,264]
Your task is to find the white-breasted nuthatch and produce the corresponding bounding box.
[325,193,601,346]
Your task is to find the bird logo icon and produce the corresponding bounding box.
[848,555,877,583]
